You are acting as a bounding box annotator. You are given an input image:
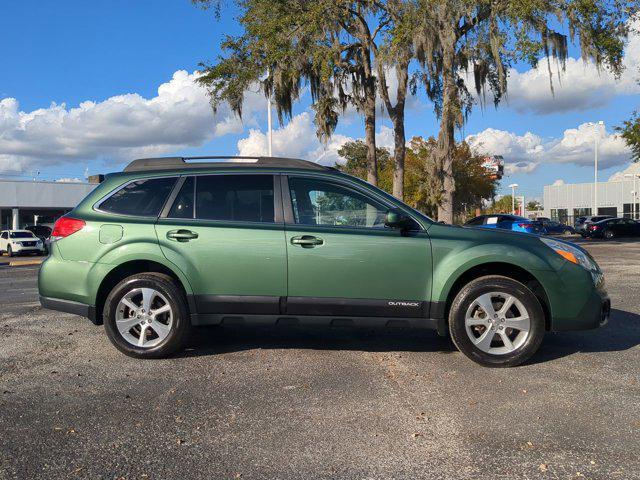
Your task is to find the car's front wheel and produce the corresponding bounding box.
[103,273,191,359]
[449,275,545,367]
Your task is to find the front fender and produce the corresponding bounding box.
[428,224,560,303]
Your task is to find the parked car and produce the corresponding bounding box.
[538,219,575,236]
[583,217,640,239]
[464,214,547,235]
[575,215,614,236]
[0,230,46,256]
[25,225,52,253]
[39,156,610,367]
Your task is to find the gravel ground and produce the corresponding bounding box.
[1,239,639,480]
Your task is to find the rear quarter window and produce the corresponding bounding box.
[98,177,177,217]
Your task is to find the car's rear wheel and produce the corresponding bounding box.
[103,273,191,358]
[7,245,14,257]
[449,275,545,367]
[604,229,615,239]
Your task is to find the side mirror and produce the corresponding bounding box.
[385,210,413,231]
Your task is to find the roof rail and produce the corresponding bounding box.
[123,156,330,172]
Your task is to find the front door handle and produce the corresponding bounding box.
[291,235,324,248]
[167,229,199,242]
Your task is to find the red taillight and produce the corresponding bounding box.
[51,217,85,240]
[518,223,533,228]
[589,225,599,230]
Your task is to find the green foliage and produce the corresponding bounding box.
[337,137,497,218]
[527,200,543,211]
[485,195,514,214]
[616,110,640,162]
[336,141,393,193]
[410,0,632,222]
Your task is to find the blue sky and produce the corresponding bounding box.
[1,1,638,201]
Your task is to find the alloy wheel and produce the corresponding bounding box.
[464,292,531,355]
[115,287,173,348]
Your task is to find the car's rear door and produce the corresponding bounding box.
[281,174,432,319]
[155,173,287,317]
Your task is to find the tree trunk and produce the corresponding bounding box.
[364,96,378,186]
[436,26,456,224]
[391,59,409,200]
[392,115,405,199]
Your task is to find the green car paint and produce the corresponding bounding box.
[39,162,609,336]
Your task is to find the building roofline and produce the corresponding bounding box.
[0,178,92,186]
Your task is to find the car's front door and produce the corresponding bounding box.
[282,175,432,319]
[155,173,287,317]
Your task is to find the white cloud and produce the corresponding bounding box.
[236,110,404,166]
[501,17,640,114]
[237,112,322,159]
[237,111,354,165]
[552,179,566,186]
[608,162,640,182]
[0,70,265,173]
[467,121,632,173]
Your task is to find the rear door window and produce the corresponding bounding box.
[99,177,177,217]
[167,177,195,219]
[194,175,275,223]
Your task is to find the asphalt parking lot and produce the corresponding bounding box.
[1,239,639,479]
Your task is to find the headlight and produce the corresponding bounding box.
[12,241,22,246]
[540,237,602,283]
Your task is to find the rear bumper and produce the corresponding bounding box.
[39,296,98,325]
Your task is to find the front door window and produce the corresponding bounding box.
[288,177,388,229]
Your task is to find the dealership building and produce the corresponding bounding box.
[0,178,99,231]
[543,164,640,224]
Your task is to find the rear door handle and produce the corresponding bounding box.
[290,235,324,248]
[167,229,198,242]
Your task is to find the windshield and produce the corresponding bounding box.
[10,232,36,239]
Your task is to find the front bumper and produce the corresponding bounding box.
[543,258,610,332]
[40,296,98,324]
[551,289,610,331]
[11,245,45,253]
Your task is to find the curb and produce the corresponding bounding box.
[5,259,44,267]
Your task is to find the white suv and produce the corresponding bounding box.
[0,230,45,256]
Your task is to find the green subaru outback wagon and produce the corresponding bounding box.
[39,157,610,367]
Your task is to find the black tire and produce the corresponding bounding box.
[448,275,546,368]
[103,272,191,359]
[7,245,14,257]
[604,230,615,239]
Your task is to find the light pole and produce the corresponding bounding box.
[508,183,519,215]
[591,121,604,215]
[267,93,273,157]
